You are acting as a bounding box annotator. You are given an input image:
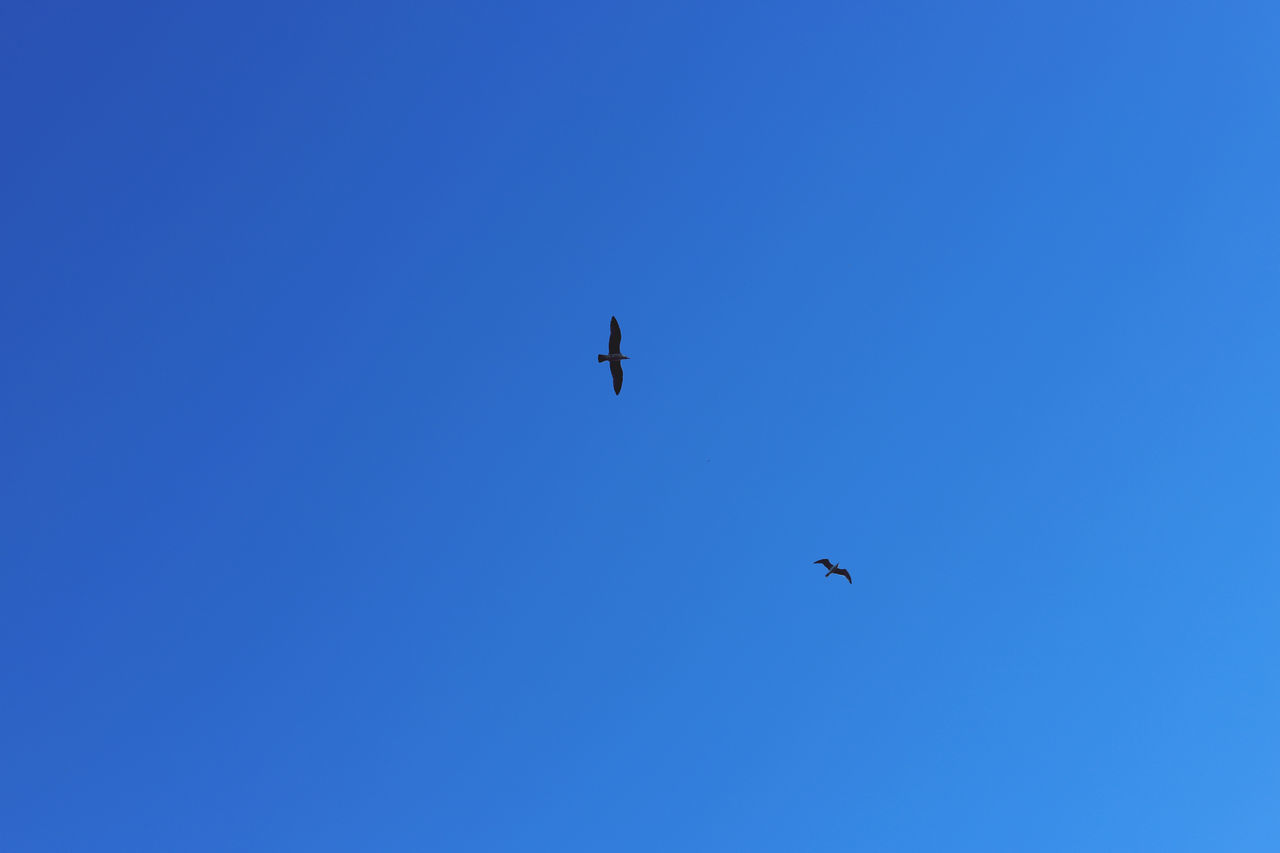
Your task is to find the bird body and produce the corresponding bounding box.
[598,316,629,394]
[814,558,852,584]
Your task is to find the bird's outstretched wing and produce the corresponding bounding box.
[610,359,624,395]
[834,568,852,584]
[609,316,622,355]
[814,559,834,570]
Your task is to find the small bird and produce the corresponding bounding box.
[814,558,852,584]
[597,316,629,395]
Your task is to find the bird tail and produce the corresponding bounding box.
[597,354,609,362]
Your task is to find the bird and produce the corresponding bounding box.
[814,558,852,584]
[597,316,629,395]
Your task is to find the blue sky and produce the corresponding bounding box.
[3,2,1279,850]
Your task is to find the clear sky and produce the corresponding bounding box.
[3,2,1279,850]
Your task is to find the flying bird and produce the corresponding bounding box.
[597,316,629,395]
[814,558,851,584]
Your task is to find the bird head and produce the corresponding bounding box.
[620,355,630,359]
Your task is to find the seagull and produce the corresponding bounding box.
[597,316,629,395]
[814,558,852,584]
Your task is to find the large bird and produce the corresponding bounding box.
[814,558,852,584]
[597,316,629,395]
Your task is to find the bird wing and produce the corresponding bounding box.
[814,559,834,570]
[837,568,852,583]
[609,316,622,354]
[610,359,624,394]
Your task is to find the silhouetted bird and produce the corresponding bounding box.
[597,316,629,395]
[814,558,851,584]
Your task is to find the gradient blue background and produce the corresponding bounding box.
[3,2,1279,850]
